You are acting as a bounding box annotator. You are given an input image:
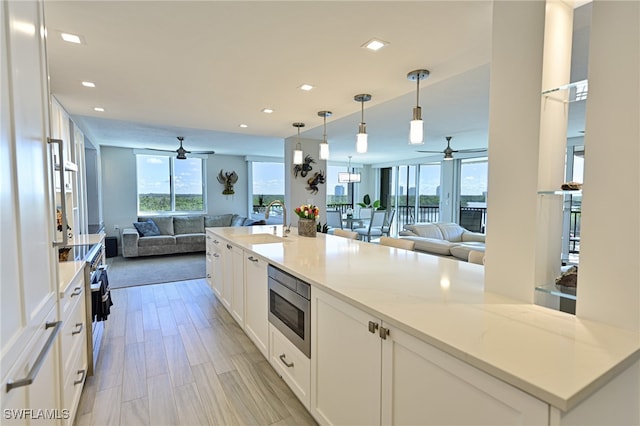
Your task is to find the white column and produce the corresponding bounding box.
[284,136,327,227]
[576,1,640,331]
[484,1,546,301]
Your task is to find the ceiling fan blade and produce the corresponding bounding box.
[191,150,216,154]
[458,148,487,153]
[417,150,445,153]
[144,148,175,153]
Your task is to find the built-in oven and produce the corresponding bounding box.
[268,265,311,358]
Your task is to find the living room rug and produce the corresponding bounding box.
[107,252,206,289]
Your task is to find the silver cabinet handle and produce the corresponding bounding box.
[368,321,379,334]
[48,138,68,247]
[247,256,259,263]
[206,235,211,239]
[213,239,219,244]
[279,354,294,368]
[72,323,84,335]
[226,243,232,250]
[206,251,211,256]
[379,326,390,340]
[213,253,220,258]
[70,287,82,297]
[6,321,62,392]
[74,369,86,386]
[207,274,211,278]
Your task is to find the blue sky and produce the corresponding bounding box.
[137,155,202,194]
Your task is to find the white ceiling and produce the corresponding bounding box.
[43,1,588,165]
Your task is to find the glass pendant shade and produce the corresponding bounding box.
[293,145,303,164]
[356,132,368,154]
[319,142,329,160]
[409,119,423,145]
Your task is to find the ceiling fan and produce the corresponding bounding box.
[417,136,486,160]
[147,136,215,159]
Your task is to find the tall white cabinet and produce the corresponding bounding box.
[1,0,61,423]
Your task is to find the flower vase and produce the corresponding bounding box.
[297,218,317,237]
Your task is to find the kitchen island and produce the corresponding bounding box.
[208,225,640,425]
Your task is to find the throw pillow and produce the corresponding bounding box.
[133,219,161,237]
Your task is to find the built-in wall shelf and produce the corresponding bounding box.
[537,189,582,196]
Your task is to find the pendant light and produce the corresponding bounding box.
[338,156,361,183]
[354,94,371,153]
[292,122,305,165]
[407,69,430,145]
[318,111,331,160]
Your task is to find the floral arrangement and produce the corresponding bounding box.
[294,204,320,221]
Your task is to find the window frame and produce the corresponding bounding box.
[135,151,207,216]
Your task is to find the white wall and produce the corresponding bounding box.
[100,146,249,251]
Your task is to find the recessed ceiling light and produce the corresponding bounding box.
[61,32,82,44]
[299,84,314,91]
[239,124,248,128]
[362,38,388,51]
[261,108,274,114]
[93,107,104,112]
[82,81,95,88]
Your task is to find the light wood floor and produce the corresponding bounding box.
[75,279,317,426]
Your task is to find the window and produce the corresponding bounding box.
[251,161,284,221]
[136,154,205,214]
[326,164,355,213]
[459,157,488,232]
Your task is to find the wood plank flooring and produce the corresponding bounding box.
[75,279,317,426]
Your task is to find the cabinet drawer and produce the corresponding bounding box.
[269,325,310,409]
[60,293,86,375]
[60,271,84,318]
[62,343,87,426]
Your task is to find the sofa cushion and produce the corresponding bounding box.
[230,214,246,227]
[403,237,453,256]
[174,216,204,234]
[175,233,206,245]
[133,219,160,237]
[450,242,485,260]
[138,235,176,247]
[461,231,486,243]
[403,223,444,239]
[140,216,174,235]
[435,223,464,242]
[205,214,234,228]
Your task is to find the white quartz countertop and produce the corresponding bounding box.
[66,232,105,246]
[208,225,640,412]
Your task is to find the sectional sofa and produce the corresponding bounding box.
[399,222,485,261]
[122,214,264,258]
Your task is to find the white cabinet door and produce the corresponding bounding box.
[1,0,60,420]
[381,326,549,426]
[209,237,223,298]
[231,245,244,327]
[244,254,269,358]
[311,287,381,426]
[221,242,233,310]
[205,233,214,289]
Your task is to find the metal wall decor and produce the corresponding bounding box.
[293,154,315,178]
[217,169,238,194]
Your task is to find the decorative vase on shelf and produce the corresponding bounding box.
[297,218,317,237]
